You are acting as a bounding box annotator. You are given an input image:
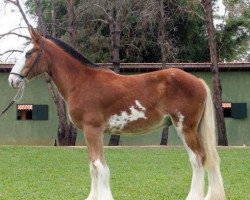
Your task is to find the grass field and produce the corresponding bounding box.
[0,146,249,200]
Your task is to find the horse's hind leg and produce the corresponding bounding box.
[173,113,205,200]
[83,124,113,200]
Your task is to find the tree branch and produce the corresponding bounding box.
[91,3,111,18]
[0,49,23,56]
[183,9,205,20]
[6,0,30,27]
[90,19,108,24]
[45,22,70,33]
[0,31,30,40]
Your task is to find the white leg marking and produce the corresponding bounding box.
[186,149,205,200]
[205,163,225,200]
[86,159,113,200]
[175,112,205,200]
[86,162,98,200]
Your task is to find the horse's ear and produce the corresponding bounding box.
[28,25,42,43]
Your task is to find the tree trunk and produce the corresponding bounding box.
[107,4,121,145]
[107,5,121,73]
[51,0,56,37]
[66,0,77,47]
[35,0,47,35]
[108,135,120,146]
[65,0,78,145]
[34,0,77,146]
[158,0,167,68]
[160,118,172,145]
[160,127,169,145]
[202,0,228,146]
[158,0,171,145]
[56,95,77,145]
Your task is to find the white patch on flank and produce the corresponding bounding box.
[107,100,147,131]
[86,159,114,200]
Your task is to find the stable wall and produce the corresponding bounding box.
[0,71,249,146]
[0,74,58,145]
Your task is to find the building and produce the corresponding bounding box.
[0,63,249,146]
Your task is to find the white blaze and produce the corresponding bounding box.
[107,100,147,131]
[8,43,34,87]
[11,43,34,75]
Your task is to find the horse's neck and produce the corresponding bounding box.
[48,57,92,101]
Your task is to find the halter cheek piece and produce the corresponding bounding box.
[10,42,45,80]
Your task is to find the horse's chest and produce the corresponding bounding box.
[105,100,165,135]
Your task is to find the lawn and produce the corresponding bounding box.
[0,146,249,200]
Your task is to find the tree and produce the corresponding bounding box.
[217,0,250,61]
[202,0,228,146]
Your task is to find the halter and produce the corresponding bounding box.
[10,41,45,80]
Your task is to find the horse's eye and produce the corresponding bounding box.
[25,51,32,58]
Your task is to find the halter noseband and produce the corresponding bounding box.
[10,42,45,80]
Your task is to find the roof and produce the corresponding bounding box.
[1,62,250,72]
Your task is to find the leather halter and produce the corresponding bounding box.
[10,42,45,80]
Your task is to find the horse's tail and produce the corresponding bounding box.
[199,79,226,200]
[199,80,218,167]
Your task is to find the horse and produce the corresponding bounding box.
[8,27,225,200]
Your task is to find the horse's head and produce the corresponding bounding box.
[9,26,49,88]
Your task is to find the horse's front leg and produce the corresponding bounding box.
[83,124,114,200]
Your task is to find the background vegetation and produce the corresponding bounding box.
[24,0,250,63]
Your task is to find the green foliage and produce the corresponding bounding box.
[0,146,249,199]
[24,0,249,62]
[217,1,250,61]
[25,0,68,36]
[171,2,210,62]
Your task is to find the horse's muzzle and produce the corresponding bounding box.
[8,74,23,89]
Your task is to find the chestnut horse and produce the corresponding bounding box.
[9,27,225,200]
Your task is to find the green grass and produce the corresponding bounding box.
[0,146,249,200]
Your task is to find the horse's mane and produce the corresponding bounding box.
[45,35,99,68]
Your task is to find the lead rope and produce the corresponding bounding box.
[0,81,25,117]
